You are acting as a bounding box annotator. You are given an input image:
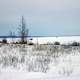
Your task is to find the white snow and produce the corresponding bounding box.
[0,36,80,80]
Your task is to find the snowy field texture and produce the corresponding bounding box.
[0,43,80,80]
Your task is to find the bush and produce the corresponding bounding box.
[2,38,7,43]
[54,42,60,45]
[28,42,34,45]
[15,41,27,44]
[20,41,27,44]
[70,42,80,46]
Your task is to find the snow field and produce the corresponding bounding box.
[0,44,80,80]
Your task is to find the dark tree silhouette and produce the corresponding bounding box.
[54,41,60,45]
[2,38,7,43]
[18,16,29,44]
[71,42,80,46]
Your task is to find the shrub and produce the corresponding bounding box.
[20,41,27,44]
[70,42,80,46]
[54,41,60,45]
[15,41,27,44]
[28,42,34,45]
[2,38,7,43]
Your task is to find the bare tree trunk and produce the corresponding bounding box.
[18,16,29,44]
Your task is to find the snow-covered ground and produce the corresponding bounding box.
[31,36,80,44]
[0,43,80,80]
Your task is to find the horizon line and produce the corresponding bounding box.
[0,35,80,38]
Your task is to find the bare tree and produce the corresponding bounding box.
[18,16,29,43]
[9,31,15,43]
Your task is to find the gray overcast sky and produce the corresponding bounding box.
[0,0,80,36]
